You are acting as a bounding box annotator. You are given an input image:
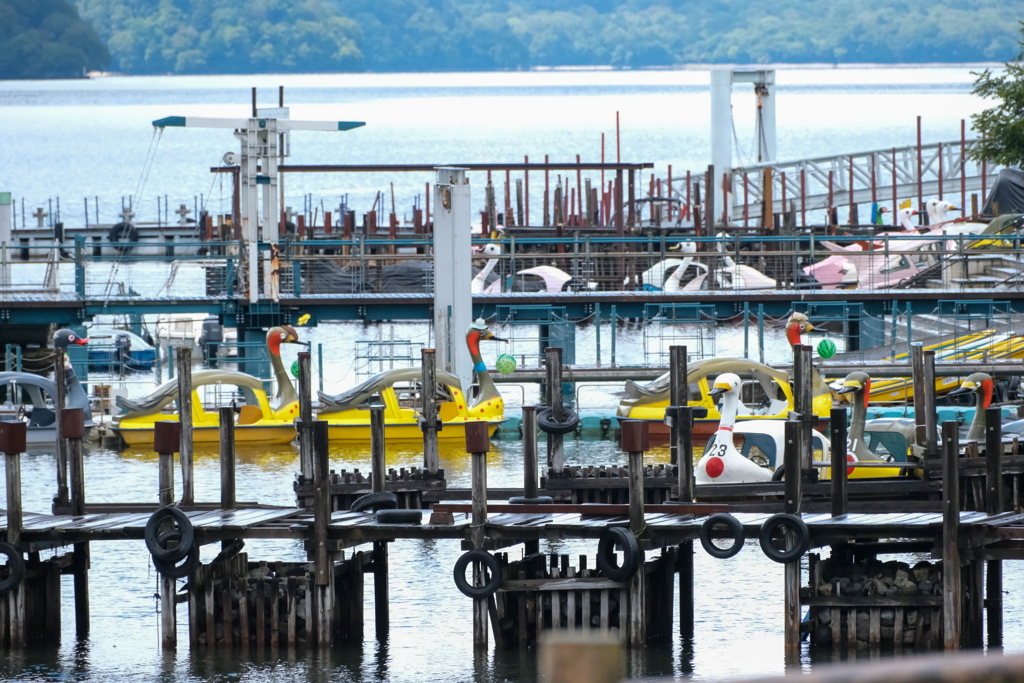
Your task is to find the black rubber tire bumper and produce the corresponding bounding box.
[145,506,194,564]
[537,407,580,435]
[0,542,25,593]
[351,491,399,513]
[698,513,745,559]
[152,540,200,579]
[597,526,640,582]
[758,513,811,563]
[453,550,502,598]
[376,509,423,524]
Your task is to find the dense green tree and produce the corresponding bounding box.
[0,0,109,79]
[54,0,1024,75]
[969,24,1024,169]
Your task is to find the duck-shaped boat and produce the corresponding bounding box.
[317,319,506,440]
[111,325,302,445]
[617,315,831,443]
[0,330,93,444]
[696,373,772,484]
[829,372,905,479]
[948,372,994,442]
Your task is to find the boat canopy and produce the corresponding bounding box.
[620,357,830,409]
[0,372,58,407]
[983,169,1024,216]
[319,367,463,415]
[116,370,265,418]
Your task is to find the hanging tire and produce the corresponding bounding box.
[537,407,580,435]
[453,550,502,598]
[508,496,553,505]
[109,222,140,252]
[771,465,786,482]
[0,542,25,593]
[759,513,811,564]
[375,509,422,524]
[597,526,640,582]
[145,506,194,563]
[152,541,200,579]
[699,513,745,559]
[350,491,398,513]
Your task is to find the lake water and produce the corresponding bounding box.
[0,67,1021,682]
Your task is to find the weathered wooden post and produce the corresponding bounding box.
[421,349,440,474]
[673,405,695,638]
[297,351,313,480]
[621,420,648,647]
[830,406,848,517]
[312,419,333,646]
[369,405,389,638]
[783,419,802,662]
[218,407,236,510]
[522,406,540,556]
[668,346,687,466]
[923,350,939,457]
[466,421,491,650]
[941,420,962,650]
[154,420,181,649]
[792,344,813,479]
[1,420,27,648]
[52,348,69,507]
[911,343,927,452]
[175,347,194,505]
[546,346,565,472]
[984,406,1003,648]
[63,407,89,635]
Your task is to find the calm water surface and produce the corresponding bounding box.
[0,67,1020,681]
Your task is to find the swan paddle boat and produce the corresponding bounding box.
[696,373,773,484]
[829,372,905,479]
[0,330,93,444]
[948,372,995,442]
[112,325,302,445]
[317,319,507,440]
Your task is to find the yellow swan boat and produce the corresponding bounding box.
[317,319,506,441]
[113,326,302,445]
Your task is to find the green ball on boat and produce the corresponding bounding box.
[495,353,517,375]
[817,338,837,359]
[291,360,300,378]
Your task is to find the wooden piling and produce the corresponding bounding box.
[154,420,181,649]
[830,407,848,517]
[466,421,490,649]
[621,420,648,647]
[911,344,927,450]
[52,348,69,507]
[219,407,236,511]
[668,346,686,467]
[985,406,1003,648]
[793,344,813,476]
[175,347,194,505]
[312,419,333,646]
[297,352,313,480]
[673,404,695,638]
[63,408,89,635]
[522,406,540,555]
[0,427,27,647]
[369,405,389,638]
[546,347,565,472]
[783,419,802,661]
[421,349,439,475]
[923,351,939,457]
[942,420,961,650]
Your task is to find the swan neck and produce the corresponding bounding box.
[718,392,739,429]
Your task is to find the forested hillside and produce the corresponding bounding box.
[42,0,1024,75]
[0,0,108,79]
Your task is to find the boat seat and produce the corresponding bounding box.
[237,405,263,426]
[28,407,55,427]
